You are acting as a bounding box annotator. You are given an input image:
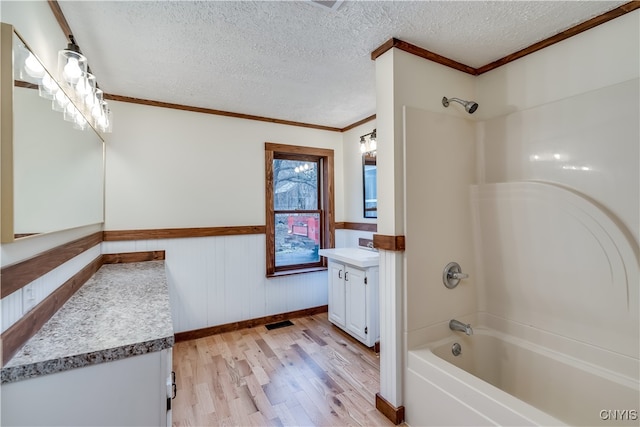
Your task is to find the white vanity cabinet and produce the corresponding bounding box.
[320,248,379,348]
[2,348,173,427]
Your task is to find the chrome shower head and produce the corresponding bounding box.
[442,97,479,114]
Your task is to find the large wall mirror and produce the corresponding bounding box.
[1,24,105,243]
[363,153,377,218]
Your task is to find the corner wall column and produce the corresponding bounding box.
[373,48,406,423]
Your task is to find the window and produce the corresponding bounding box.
[265,143,334,276]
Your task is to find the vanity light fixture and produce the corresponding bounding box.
[54,34,112,133]
[359,129,377,155]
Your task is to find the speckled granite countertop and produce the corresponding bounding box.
[1,261,174,384]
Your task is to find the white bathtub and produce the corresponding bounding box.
[406,328,640,426]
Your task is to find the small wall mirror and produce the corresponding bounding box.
[363,153,377,218]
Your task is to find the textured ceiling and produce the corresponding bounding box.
[58,0,628,129]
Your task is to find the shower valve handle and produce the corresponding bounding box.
[450,272,469,280]
[443,262,468,289]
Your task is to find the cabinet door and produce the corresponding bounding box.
[345,266,368,342]
[328,261,346,328]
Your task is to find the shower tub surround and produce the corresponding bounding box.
[1,260,174,426]
[403,180,639,426]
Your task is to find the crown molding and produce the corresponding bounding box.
[372,2,640,76]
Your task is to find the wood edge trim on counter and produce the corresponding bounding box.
[373,234,405,252]
[174,305,329,342]
[104,94,343,132]
[1,255,104,366]
[371,3,639,76]
[0,231,102,298]
[103,225,266,241]
[375,392,405,425]
[102,250,166,264]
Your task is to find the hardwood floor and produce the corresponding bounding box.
[172,313,396,426]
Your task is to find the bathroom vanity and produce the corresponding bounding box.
[319,248,379,347]
[1,261,175,427]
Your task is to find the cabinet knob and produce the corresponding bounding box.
[345,271,349,281]
[338,269,343,279]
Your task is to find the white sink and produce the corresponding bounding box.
[318,247,379,268]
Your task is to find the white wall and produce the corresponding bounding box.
[105,101,344,229]
[341,120,377,224]
[103,100,351,332]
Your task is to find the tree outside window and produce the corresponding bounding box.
[265,143,334,276]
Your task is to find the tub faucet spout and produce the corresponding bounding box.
[449,319,473,335]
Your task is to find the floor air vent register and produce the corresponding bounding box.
[264,320,294,330]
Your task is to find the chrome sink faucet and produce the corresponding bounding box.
[449,319,473,335]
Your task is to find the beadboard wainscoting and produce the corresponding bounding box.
[1,245,101,334]
[102,233,331,334]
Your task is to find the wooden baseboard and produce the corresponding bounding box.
[376,392,405,425]
[174,305,329,342]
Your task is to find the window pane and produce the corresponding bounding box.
[273,159,318,210]
[275,212,320,267]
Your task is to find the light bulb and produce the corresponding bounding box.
[369,139,377,151]
[74,114,88,130]
[63,57,82,83]
[24,53,45,79]
[64,103,78,122]
[98,114,109,130]
[53,89,70,111]
[84,92,95,108]
[91,102,102,120]
[360,142,366,153]
[76,76,90,95]
[75,73,96,102]
[42,74,57,92]
[295,167,300,173]
[39,74,59,100]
